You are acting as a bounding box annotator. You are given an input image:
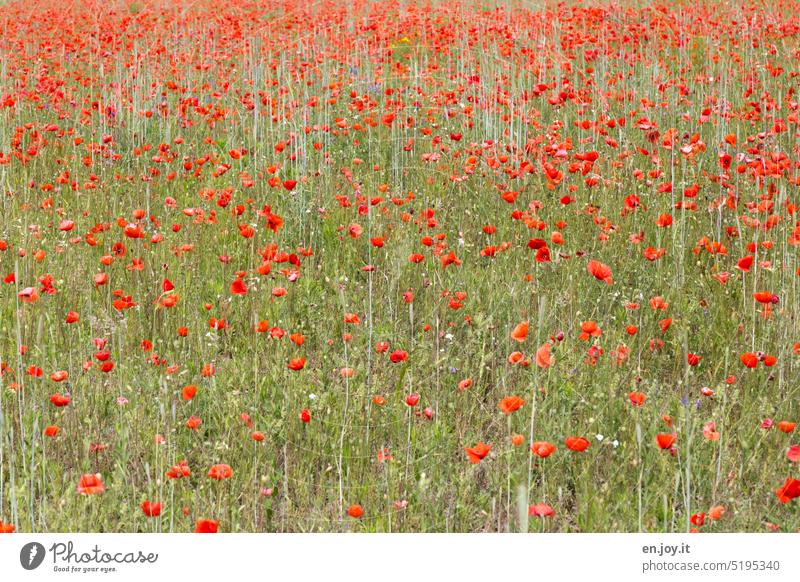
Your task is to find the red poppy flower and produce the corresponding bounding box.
[77,473,106,495]
[405,393,420,407]
[587,260,613,284]
[775,477,800,503]
[166,460,191,479]
[50,370,68,382]
[141,501,162,517]
[347,504,364,518]
[498,395,525,415]
[208,464,233,480]
[628,391,646,406]
[287,357,306,371]
[753,291,775,304]
[50,393,71,407]
[195,519,219,533]
[510,321,529,342]
[464,442,492,464]
[564,436,590,452]
[656,433,677,450]
[535,343,553,368]
[740,352,758,368]
[531,441,556,458]
[389,349,408,363]
[528,503,554,517]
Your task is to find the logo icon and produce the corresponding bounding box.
[20,542,46,570]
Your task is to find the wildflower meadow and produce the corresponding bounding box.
[1,0,800,534]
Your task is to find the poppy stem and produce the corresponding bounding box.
[404,406,412,482]
[636,409,643,533]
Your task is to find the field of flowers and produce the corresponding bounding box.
[1,0,800,533]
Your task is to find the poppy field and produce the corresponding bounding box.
[2,0,800,534]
